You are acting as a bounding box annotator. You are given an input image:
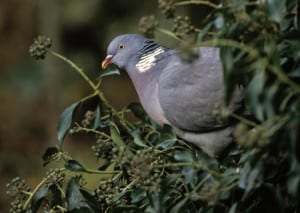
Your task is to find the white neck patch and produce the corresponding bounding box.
[136,47,165,73]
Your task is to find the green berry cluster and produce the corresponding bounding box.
[198,181,221,205]
[93,180,121,206]
[81,110,96,128]
[139,15,158,38]
[46,168,65,187]
[212,103,230,125]
[6,177,30,198]
[75,174,87,187]
[9,199,26,213]
[128,150,154,180]
[128,149,163,194]
[234,123,270,148]
[177,37,199,63]
[92,138,116,160]
[29,35,52,60]
[158,0,175,18]
[172,16,195,38]
[6,177,31,213]
[43,205,62,213]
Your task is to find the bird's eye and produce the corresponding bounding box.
[119,44,125,49]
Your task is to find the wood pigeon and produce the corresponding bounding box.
[102,34,243,156]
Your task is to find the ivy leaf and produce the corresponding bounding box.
[128,102,149,122]
[156,125,177,149]
[197,22,213,42]
[130,188,146,204]
[92,104,101,129]
[182,166,197,187]
[169,197,189,213]
[174,151,194,162]
[146,191,161,213]
[245,69,266,121]
[265,0,286,23]
[100,67,120,77]
[66,177,94,212]
[131,130,148,148]
[49,184,63,208]
[31,184,49,212]
[65,160,88,173]
[42,147,59,166]
[57,102,80,146]
[79,189,100,210]
[110,124,127,152]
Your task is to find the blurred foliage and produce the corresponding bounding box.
[6,0,300,212]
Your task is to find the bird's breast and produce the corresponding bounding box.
[140,83,170,126]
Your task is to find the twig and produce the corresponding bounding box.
[175,0,218,8]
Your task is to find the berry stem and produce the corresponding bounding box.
[175,0,218,8]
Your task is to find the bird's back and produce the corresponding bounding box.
[158,47,241,132]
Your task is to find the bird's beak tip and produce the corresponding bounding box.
[101,55,114,70]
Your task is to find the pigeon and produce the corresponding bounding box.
[102,34,243,156]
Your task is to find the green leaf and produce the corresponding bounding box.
[92,104,101,129]
[130,188,146,204]
[131,130,148,148]
[65,160,88,173]
[239,162,263,194]
[42,147,59,166]
[146,191,161,213]
[109,124,126,151]
[31,184,49,212]
[197,22,213,42]
[57,102,80,146]
[100,66,120,77]
[66,177,93,212]
[265,0,286,23]
[228,203,238,213]
[287,173,300,196]
[128,102,149,122]
[169,197,189,213]
[245,69,266,121]
[174,151,194,162]
[156,125,177,149]
[49,184,63,208]
[182,166,197,187]
[214,15,224,29]
[79,189,100,211]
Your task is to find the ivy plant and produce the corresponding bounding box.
[7,0,300,212]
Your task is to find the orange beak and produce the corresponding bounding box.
[101,55,114,69]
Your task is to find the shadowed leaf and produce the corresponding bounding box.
[65,160,88,173]
[42,147,59,166]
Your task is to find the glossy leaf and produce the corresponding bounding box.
[174,150,194,162]
[100,67,120,77]
[109,124,126,151]
[57,102,80,146]
[42,147,59,166]
[92,104,101,129]
[131,130,148,148]
[265,0,286,23]
[31,184,49,212]
[128,102,148,122]
[65,160,88,173]
[66,177,93,212]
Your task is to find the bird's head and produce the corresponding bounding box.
[101,34,148,71]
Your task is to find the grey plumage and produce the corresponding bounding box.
[102,34,243,156]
